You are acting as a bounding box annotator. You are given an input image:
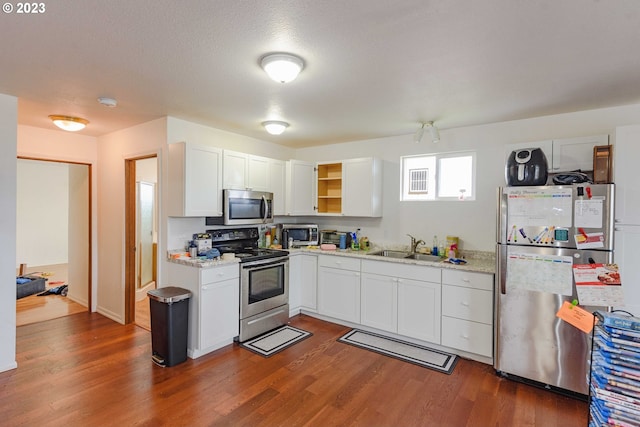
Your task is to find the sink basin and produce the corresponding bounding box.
[368,250,411,259]
[404,253,442,262]
[368,250,442,262]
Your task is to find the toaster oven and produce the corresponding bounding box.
[320,230,352,248]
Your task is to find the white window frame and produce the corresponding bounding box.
[400,151,476,201]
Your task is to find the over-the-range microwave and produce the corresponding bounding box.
[206,189,274,226]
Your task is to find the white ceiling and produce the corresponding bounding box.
[2,0,640,148]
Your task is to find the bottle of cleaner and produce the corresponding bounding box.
[432,235,439,256]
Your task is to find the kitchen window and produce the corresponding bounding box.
[401,151,476,201]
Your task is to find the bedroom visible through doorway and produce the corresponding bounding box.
[16,158,91,326]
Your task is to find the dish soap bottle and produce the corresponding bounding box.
[432,235,439,256]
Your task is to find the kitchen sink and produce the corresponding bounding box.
[368,250,442,262]
[367,250,411,259]
[404,253,442,262]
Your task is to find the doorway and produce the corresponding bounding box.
[15,158,91,326]
[125,156,158,330]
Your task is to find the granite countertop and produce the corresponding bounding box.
[167,251,240,268]
[167,247,496,274]
[288,247,496,274]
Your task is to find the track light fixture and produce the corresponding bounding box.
[414,121,440,143]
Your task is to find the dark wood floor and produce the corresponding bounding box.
[1,312,588,426]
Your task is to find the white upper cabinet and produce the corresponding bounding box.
[247,155,270,191]
[286,160,316,215]
[222,150,248,190]
[269,159,286,216]
[222,150,286,214]
[505,135,608,174]
[342,157,383,217]
[167,142,223,217]
[551,135,608,172]
[315,157,383,217]
[223,150,270,192]
[614,125,640,225]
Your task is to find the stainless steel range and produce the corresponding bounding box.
[207,227,289,342]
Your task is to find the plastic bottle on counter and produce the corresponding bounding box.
[432,235,439,256]
[360,236,369,251]
[265,230,272,248]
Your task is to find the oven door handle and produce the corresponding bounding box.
[261,195,269,223]
[242,257,288,269]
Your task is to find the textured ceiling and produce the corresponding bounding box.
[2,0,640,147]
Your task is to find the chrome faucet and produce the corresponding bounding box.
[407,234,425,253]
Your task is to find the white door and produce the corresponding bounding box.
[615,225,640,316]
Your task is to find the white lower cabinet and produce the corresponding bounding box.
[289,253,318,314]
[441,269,494,357]
[397,278,441,344]
[167,262,240,358]
[317,255,361,323]
[200,278,239,351]
[362,260,441,344]
[360,273,397,333]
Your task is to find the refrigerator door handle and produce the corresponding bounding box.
[497,244,507,294]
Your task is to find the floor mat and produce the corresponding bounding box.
[338,329,458,374]
[240,325,312,357]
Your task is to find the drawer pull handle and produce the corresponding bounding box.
[462,278,470,282]
[461,334,469,340]
[461,301,469,307]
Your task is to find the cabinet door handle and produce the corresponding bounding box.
[462,278,470,283]
[461,301,470,307]
[461,334,469,340]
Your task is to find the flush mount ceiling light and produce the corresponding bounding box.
[262,120,289,135]
[261,53,305,83]
[48,115,89,132]
[414,121,440,143]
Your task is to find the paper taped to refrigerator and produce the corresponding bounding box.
[574,199,603,228]
[506,249,574,296]
[505,187,572,228]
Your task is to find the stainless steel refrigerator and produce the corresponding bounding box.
[495,184,615,396]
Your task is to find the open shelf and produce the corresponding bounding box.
[317,163,342,214]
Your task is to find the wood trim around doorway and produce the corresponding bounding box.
[124,154,158,324]
[17,156,93,312]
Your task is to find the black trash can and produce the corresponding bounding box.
[148,286,191,367]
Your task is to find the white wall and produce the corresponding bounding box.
[96,118,166,323]
[294,103,640,252]
[16,160,69,267]
[0,94,18,372]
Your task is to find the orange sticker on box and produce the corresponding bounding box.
[556,301,597,333]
